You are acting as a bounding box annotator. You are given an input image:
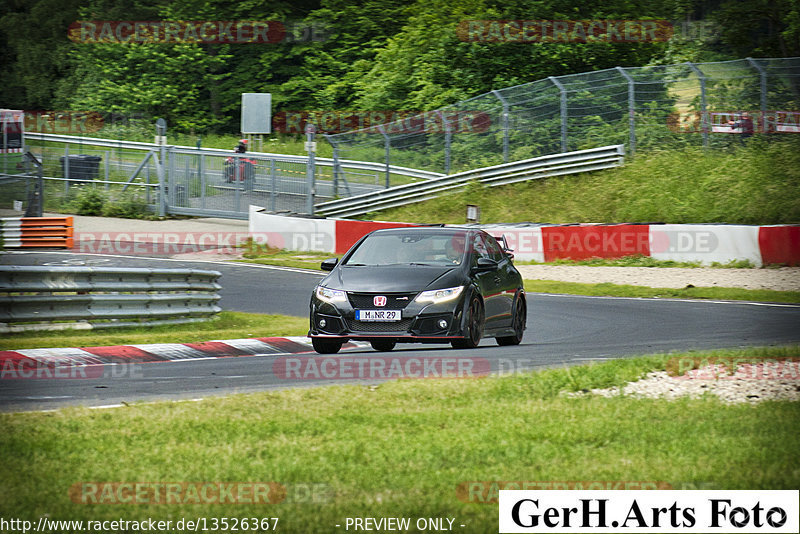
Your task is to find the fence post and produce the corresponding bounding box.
[746,57,768,133]
[157,142,166,217]
[491,90,510,163]
[270,159,276,212]
[616,67,636,157]
[325,134,340,197]
[63,144,70,195]
[199,154,206,209]
[169,146,177,211]
[436,110,452,174]
[23,152,43,217]
[378,125,390,188]
[548,76,568,152]
[305,125,316,215]
[686,62,709,147]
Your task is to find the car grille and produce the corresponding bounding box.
[347,292,417,310]
[345,318,413,333]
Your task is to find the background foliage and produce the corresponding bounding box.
[2,0,799,134]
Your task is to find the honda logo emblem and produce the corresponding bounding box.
[374,295,387,307]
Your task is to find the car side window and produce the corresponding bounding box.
[470,234,490,267]
[484,234,505,262]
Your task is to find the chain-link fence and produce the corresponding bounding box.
[327,57,800,174]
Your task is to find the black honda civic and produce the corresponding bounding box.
[309,227,526,354]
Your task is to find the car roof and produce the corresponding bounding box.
[368,226,476,236]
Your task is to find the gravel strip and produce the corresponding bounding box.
[565,362,800,404]
[517,265,800,292]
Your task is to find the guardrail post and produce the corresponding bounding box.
[378,125,390,188]
[686,62,709,147]
[548,76,568,152]
[436,110,452,175]
[746,57,768,133]
[616,67,636,157]
[491,90,510,163]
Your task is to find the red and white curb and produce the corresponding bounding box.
[0,337,370,369]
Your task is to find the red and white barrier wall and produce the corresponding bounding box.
[249,206,800,267]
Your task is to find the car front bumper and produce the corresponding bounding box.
[309,293,468,342]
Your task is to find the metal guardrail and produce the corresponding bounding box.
[316,145,625,218]
[23,132,444,181]
[0,266,222,331]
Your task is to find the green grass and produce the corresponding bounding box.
[237,242,340,270]
[0,311,308,350]
[1,346,798,533]
[372,138,800,225]
[524,279,800,303]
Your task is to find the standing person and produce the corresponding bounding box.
[729,111,754,143]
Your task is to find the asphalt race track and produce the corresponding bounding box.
[2,251,799,412]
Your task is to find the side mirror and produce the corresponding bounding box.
[474,257,499,272]
[321,258,339,271]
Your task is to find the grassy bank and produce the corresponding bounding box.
[372,139,800,225]
[1,346,798,533]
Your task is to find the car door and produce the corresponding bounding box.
[483,233,516,329]
[470,233,504,331]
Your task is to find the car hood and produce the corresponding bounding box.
[322,265,463,293]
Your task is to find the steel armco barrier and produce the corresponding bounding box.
[0,266,222,332]
[315,145,625,218]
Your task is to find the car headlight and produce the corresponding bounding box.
[415,286,464,304]
[316,286,347,303]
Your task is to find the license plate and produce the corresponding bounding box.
[355,309,401,322]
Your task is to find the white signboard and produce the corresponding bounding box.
[241,93,272,134]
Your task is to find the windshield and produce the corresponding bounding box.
[344,231,468,266]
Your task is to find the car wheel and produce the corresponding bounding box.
[451,294,484,349]
[312,338,343,354]
[370,340,396,352]
[497,295,525,346]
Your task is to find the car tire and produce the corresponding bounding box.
[370,340,396,352]
[451,294,484,349]
[312,338,343,354]
[497,295,525,346]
